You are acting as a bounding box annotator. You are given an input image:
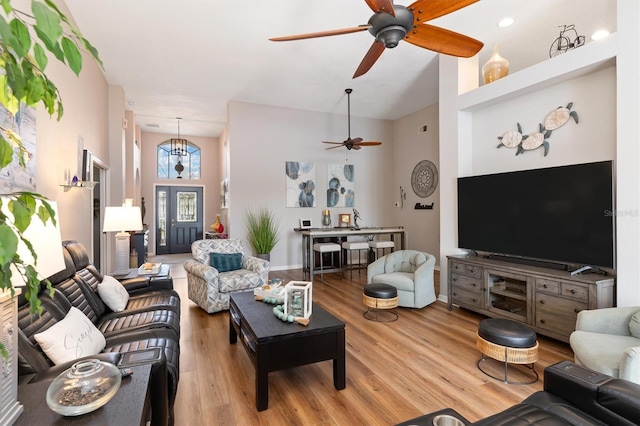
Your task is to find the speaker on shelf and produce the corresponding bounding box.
[81,149,92,182]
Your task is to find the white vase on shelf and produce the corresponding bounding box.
[482,44,510,84]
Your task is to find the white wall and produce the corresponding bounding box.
[391,105,441,264]
[227,101,394,270]
[471,66,615,175]
[139,132,220,254]
[34,0,109,256]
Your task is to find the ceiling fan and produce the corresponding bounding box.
[270,0,484,78]
[323,89,382,151]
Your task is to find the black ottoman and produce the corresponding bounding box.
[476,318,539,384]
[363,283,398,322]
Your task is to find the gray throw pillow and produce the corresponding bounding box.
[629,311,640,338]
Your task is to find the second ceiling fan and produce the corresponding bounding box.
[270,0,484,78]
[323,89,382,151]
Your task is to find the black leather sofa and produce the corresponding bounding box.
[398,361,640,425]
[17,240,180,425]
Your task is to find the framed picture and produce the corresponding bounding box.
[339,213,351,227]
[220,178,229,209]
[299,219,312,229]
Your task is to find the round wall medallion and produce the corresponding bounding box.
[411,160,438,198]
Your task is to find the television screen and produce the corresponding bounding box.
[457,161,615,268]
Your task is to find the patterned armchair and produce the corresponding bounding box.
[184,239,270,313]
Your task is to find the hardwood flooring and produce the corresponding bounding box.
[168,264,573,425]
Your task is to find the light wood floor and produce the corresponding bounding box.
[166,262,573,425]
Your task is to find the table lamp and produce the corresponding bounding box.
[102,206,143,275]
[6,199,66,287]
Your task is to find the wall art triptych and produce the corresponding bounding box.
[0,103,37,193]
[285,161,355,208]
[327,163,355,207]
[285,161,316,208]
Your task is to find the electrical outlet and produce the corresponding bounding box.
[418,124,428,134]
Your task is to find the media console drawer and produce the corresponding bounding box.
[447,255,615,342]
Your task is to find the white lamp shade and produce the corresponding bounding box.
[103,206,143,233]
[2,199,66,287]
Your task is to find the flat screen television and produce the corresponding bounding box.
[457,161,615,269]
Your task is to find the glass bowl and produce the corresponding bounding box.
[46,359,122,416]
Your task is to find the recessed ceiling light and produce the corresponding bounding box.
[498,17,514,28]
[591,30,610,41]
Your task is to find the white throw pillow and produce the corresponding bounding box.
[34,307,106,365]
[98,275,130,312]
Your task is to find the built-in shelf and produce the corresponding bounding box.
[60,181,97,189]
[458,33,617,112]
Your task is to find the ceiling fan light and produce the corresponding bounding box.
[376,26,407,48]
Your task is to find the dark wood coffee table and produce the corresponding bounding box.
[229,291,346,411]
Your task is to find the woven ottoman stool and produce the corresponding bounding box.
[476,318,539,384]
[363,283,398,322]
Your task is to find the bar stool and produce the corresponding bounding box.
[313,242,341,281]
[368,240,395,261]
[341,240,369,279]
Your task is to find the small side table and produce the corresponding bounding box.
[114,264,171,280]
[15,363,153,426]
[205,231,228,239]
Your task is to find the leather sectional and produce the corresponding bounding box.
[398,361,640,425]
[16,240,180,425]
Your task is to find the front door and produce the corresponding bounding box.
[156,186,203,254]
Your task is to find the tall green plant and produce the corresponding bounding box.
[246,207,280,254]
[0,0,101,359]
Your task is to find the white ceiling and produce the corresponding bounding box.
[64,0,615,138]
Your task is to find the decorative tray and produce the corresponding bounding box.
[138,262,161,275]
[254,279,285,303]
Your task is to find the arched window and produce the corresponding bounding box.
[157,140,201,179]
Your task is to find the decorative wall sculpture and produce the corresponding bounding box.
[496,102,579,157]
[411,160,438,198]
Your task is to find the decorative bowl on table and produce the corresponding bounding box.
[138,262,161,275]
[254,279,285,303]
[46,359,122,416]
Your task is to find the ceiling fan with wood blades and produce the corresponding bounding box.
[270,0,484,78]
[323,89,382,151]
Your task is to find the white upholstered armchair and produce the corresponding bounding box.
[184,239,269,313]
[570,306,640,384]
[367,249,436,309]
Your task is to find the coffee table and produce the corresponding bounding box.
[229,291,346,411]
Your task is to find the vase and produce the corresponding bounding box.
[322,210,331,228]
[211,214,223,233]
[482,44,509,84]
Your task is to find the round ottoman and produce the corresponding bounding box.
[476,318,539,384]
[363,283,398,322]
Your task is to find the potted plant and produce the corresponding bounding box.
[245,207,280,261]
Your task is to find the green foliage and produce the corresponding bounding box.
[0,0,102,165]
[245,207,280,255]
[0,1,101,360]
